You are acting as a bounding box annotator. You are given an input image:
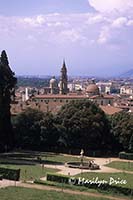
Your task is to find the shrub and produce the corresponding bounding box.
[46,173,133,196]
[119,152,133,160]
[47,173,69,184]
[0,167,20,181]
[0,175,3,180]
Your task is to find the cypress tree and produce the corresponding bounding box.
[0,50,17,152]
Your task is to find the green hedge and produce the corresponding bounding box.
[46,173,133,196]
[47,173,69,184]
[0,167,20,181]
[0,175,3,180]
[119,152,133,160]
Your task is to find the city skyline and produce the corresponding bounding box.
[0,0,133,76]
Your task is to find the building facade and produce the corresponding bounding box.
[59,60,69,94]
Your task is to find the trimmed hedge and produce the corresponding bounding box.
[0,167,20,181]
[0,175,3,180]
[47,173,69,184]
[119,152,133,160]
[46,173,133,196]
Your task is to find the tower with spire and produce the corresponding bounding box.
[59,60,69,94]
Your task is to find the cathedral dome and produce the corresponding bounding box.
[50,76,57,84]
[49,76,59,94]
[86,81,99,96]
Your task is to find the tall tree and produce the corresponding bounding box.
[56,100,112,153]
[13,108,44,150]
[0,50,17,151]
[110,112,133,152]
[13,108,59,151]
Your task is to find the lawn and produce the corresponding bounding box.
[0,187,113,200]
[34,179,131,199]
[0,151,90,165]
[0,151,91,181]
[105,161,133,172]
[0,164,59,181]
[41,153,90,164]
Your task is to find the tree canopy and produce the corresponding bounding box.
[56,100,112,152]
[12,100,133,155]
[13,108,59,150]
[110,112,133,153]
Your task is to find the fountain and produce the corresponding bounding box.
[66,149,100,170]
[80,149,84,166]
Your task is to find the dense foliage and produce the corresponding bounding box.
[17,76,57,88]
[56,100,112,153]
[110,112,133,153]
[13,108,59,150]
[0,167,20,181]
[13,101,109,154]
[12,100,133,155]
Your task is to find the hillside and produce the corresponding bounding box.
[120,69,133,77]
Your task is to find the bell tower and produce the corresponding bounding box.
[59,60,68,94]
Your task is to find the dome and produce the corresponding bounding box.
[50,76,56,84]
[86,83,99,95]
[49,77,58,94]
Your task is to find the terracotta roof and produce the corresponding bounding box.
[116,105,130,109]
[100,105,123,115]
[90,95,114,99]
[32,95,87,99]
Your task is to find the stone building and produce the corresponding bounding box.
[43,60,69,95]
[59,60,69,94]
[49,76,59,94]
[86,79,100,96]
[11,61,118,115]
[120,86,133,95]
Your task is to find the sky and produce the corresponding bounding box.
[0,0,133,77]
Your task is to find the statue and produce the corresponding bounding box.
[80,149,84,165]
[0,50,17,152]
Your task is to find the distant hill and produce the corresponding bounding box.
[120,69,133,77]
[17,77,50,88]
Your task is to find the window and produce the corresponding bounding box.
[45,100,49,103]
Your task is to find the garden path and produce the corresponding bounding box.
[41,157,133,176]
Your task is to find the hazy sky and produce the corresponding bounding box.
[0,0,133,76]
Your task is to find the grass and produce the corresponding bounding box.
[0,164,59,181]
[41,154,91,164]
[0,186,113,200]
[34,179,131,199]
[0,151,91,181]
[0,151,89,181]
[105,161,133,172]
[0,151,91,166]
[0,151,132,199]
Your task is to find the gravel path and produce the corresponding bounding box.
[40,157,133,176]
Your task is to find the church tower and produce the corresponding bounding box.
[59,60,68,94]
